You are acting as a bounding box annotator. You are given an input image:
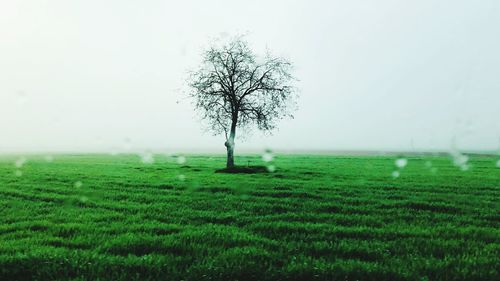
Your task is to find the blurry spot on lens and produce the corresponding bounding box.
[16,90,28,105]
[15,157,26,168]
[262,149,273,162]
[267,165,276,173]
[395,158,407,168]
[177,156,186,165]
[140,151,154,164]
[122,138,132,150]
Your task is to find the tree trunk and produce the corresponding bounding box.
[225,139,234,169]
[225,121,237,169]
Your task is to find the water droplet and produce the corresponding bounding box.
[180,45,188,56]
[177,155,186,165]
[262,149,273,162]
[140,152,154,164]
[395,158,407,168]
[430,167,438,174]
[79,196,89,203]
[14,157,26,168]
[450,151,469,171]
[496,160,500,168]
[74,181,83,188]
[452,154,468,167]
[16,90,28,105]
[95,136,103,146]
[424,161,432,168]
[391,171,400,179]
[267,165,276,173]
[44,155,54,162]
[122,138,132,151]
[178,174,186,181]
[109,148,118,156]
[15,170,23,177]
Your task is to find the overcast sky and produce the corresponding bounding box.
[1,0,499,153]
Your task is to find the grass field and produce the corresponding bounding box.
[0,153,499,281]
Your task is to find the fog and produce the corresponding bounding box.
[1,0,499,154]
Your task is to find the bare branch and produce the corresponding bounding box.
[187,35,297,143]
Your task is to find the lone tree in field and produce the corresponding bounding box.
[188,37,297,169]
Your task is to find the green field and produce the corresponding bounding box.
[0,154,499,281]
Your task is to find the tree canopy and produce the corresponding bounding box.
[188,36,297,168]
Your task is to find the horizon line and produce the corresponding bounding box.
[0,148,498,156]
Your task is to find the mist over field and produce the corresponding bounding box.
[1,0,500,154]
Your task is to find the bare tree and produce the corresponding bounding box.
[188,37,297,169]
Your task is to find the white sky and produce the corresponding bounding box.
[1,0,499,153]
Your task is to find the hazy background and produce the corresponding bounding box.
[1,0,499,154]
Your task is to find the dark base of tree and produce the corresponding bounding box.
[215,166,269,174]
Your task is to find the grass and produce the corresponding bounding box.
[0,153,499,281]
